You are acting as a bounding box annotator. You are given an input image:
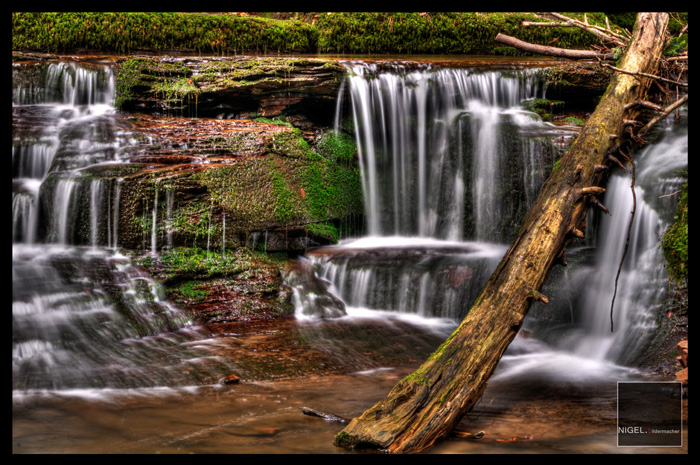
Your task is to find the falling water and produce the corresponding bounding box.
[151,186,158,255]
[12,60,238,393]
[296,63,687,397]
[221,213,226,257]
[343,63,559,241]
[166,187,174,249]
[558,118,688,365]
[301,63,571,320]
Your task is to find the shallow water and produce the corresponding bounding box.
[12,314,687,454]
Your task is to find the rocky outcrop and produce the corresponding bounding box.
[91,114,364,254]
[540,62,614,111]
[115,56,346,127]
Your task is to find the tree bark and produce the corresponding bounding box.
[333,13,669,454]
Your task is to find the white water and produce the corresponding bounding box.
[301,63,688,384]
[557,120,688,364]
[342,63,570,241]
[304,64,573,320]
[11,58,687,455]
[12,61,237,392]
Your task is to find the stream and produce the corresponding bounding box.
[12,58,687,454]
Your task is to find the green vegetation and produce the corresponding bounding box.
[158,246,277,279]
[315,12,602,55]
[562,116,585,126]
[661,181,688,284]
[11,12,318,55]
[522,98,565,121]
[12,12,645,57]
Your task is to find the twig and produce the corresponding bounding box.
[300,407,348,423]
[611,159,636,332]
[659,189,682,198]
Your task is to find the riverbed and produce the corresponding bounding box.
[12,312,687,454]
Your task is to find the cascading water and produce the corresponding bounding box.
[300,63,573,321]
[342,63,556,240]
[298,62,687,395]
[11,56,687,454]
[548,117,688,365]
[12,61,236,393]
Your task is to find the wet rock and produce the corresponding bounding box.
[280,259,346,318]
[115,56,345,126]
[677,339,688,368]
[223,373,240,384]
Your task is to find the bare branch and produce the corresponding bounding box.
[600,62,688,88]
[547,12,629,46]
[638,94,688,137]
[611,159,636,332]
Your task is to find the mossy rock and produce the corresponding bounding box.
[114,118,363,253]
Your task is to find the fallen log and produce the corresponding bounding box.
[333,13,669,454]
[495,33,615,60]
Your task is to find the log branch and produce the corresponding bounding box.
[601,62,688,88]
[495,33,614,60]
[589,196,611,215]
[625,99,665,112]
[576,186,606,198]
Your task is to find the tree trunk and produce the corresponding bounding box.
[333,13,669,454]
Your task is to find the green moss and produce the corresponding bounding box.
[159,246,277,279]
[316,129,357,164]
[562,116,586,126]
[315,12,602,55]
[333,431,382,450]
[114,57,201,112]
[13,12,620,57]
[306,222,339,243]
[11,12,318,55]
[661,181,688,284]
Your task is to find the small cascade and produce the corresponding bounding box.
[12,60,235,393]
[296,63,573,320]
[305,238,507,320]
[151,186,159,255]
[12,246,233,391]
[221,212,226,257]
[90,179,104,248]
[342,63,566,241]
[166,187,175,249]
[558,119,688,365]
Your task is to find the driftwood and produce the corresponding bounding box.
[300,407,348,423]
[333,13,670,454]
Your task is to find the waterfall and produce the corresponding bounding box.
[299,62,687,377]
[12,60,234,392]
[343,63,559,241]
[555,120,688,365]
[300,63,570,320]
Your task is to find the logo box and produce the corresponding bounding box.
[617,381,683,447]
